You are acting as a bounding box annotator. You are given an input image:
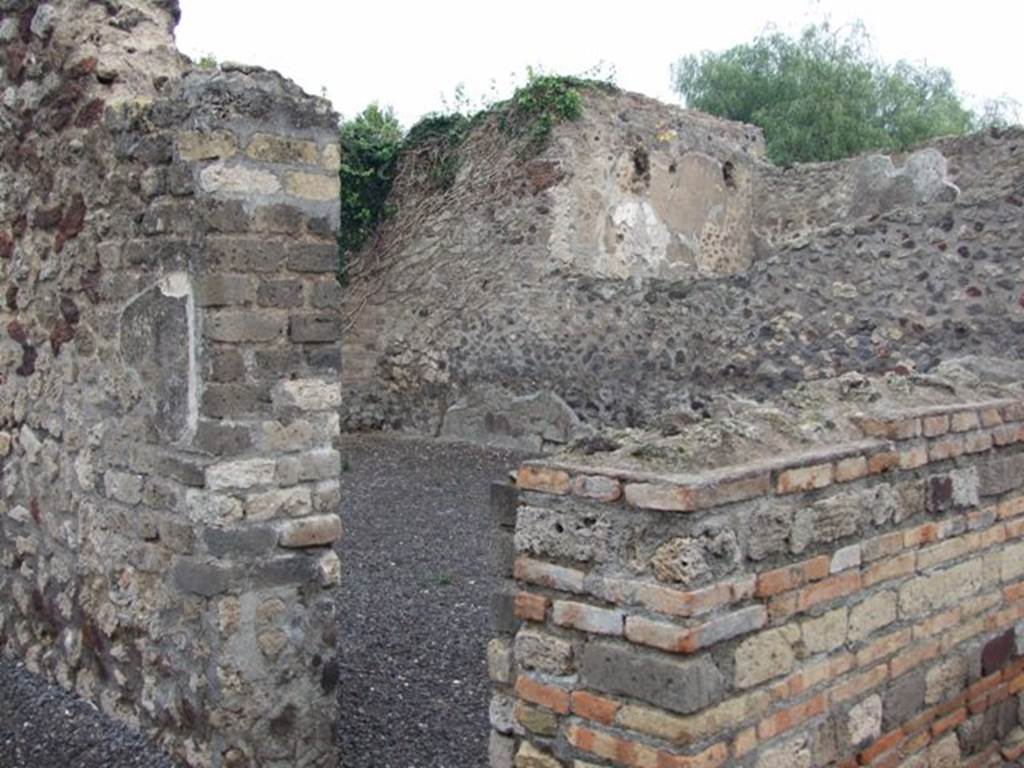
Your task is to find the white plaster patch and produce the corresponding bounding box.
[199,162,281,197]
[159,271,189,298]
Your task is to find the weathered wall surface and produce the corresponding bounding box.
[0,2,342,766]
[342,99,1024,441]
[489,394,1024,767]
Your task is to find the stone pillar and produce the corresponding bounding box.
[167,66,343,767]
[0,3,343,766]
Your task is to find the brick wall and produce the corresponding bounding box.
[490,398,1024,767]
[0,3,342,766]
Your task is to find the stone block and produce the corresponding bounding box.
[200,162,281,196]
[849,591,897,642]
[488,638,513,684]
[186,490,244,527]
[925,655,967,705]
[491,483,519,528]
[193,421,252,456]
[196,274,255,307]
[201,384,270,419]
[310,278,341,309]
[206,458,277,490]
[982,629,1015,675]
[847,694,882,748]
[514,629,573,676]
[290,314,340,343]
[204,311,286,343]
[285,172,339,201]
[492,590,521,635]
[273,379,342,411]
[205,346,244,383]
[103,470,143,505]
[882,670,925,730]
[978,454,1024,497]
[581,639,725,715]
[204,525,277,557]
[734,625,799,688]
[801,607,848,653]
[489,731,516,768]
[287,242,338,273]
[316,550,341,587]
[514,506,612,564]
[258,279,304,308]
[249,555,318,588]
[177,130,237,161]
[278,514,342,548]
[204,237,284,273]
[246,134,319,165]
[492,529,515,576]
[259,420,315,453]
[173,558,231,597]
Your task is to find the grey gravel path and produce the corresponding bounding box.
[0,433,523,768]
[336,434,527,768]
[0,655,178,768]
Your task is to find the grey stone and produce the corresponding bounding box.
[203,526,277,557]
[747,504,793,561]
[258,279,303,308]
[581,639,724,715]
[290,314,341,343]
[977,454,1024,498]
[120,281,191,443]
[514,629,573,675]
[491,483,519,529]
[514,505,612,564]
[249,555,318,588]
[491,529,515,576]
[287,243,338,272]
[172,559,231,597]
[441,387,589,452]
[489,731,516,768]
[491,590,520,635]
[883,670,925,731]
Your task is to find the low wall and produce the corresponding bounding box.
[490,397,1024,767]
[1,3,343,765]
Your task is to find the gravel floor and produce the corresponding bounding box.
[337,433,527,768]
[0,656,178,768]
[0,433,523,768]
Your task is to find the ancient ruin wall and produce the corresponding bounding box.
[0,3,343,765]
[489,397,1024,767]
[342,91,1024,444]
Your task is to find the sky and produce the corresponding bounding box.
[176,0,1023,129]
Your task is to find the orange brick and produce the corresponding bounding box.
[997,495,1024,519]
[867,450,900,475]
[900,729,931,756]
[930,707,966,737]
[980,407,1004,427]
[777,463,834,494]
[922,414,950,437]
[904,522,941,549]
[899,444,930,470]
[768,592,798,622]
[624,615,695,653]
[782,653,855,699]
[980,523,1007,549]
[634,581,734,619]
[951,410,981,432]
[836,456,869,483]
[913,608,960,640]
[517,465,570,494]
[963,431,994,454]
[733,727,758,757]
[755,556,829,597]
[514,591,549,622]
[657,743,729,768]
[1009,673,1024,695]
[797,570,860,612]
[830,665,889,705]
[515,675,570,714]
[862,531,904,562]
[1006,517,1024,539]
[857,728,905,765]
[571,691,621,725]
[890,641,940,679]
[1005,581,1024,603]
[857,629,912,668]
[757,693,827,740]
[903,706,938,736]
[862,552,916,587]
[929,435,965,462]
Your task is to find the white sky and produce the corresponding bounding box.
[176,0,1023,129]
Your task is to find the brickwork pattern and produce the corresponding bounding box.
[491,398,1024,767]
[0,2,342,766]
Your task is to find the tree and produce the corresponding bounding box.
[338,103,403,274]
[671,23,983,165]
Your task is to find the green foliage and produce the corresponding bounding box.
[501,70,587,146]
[196,53,218,70]
[338,103,403,281]
[672,23,982,164]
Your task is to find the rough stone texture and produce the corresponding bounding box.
[0,3,342,766]
[342,82,1024,437]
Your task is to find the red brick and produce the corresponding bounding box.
[757,693,827,740]
[517,465,570,494]
[903,522,941,549]
[830,664,889,704]
[624,616,695,653]
[890,641,940,678]
[514,556,585,593]
[867,450,900,475]
[514,591,549,622]
[755,556,829,597]
[979,407,1004,428]
[732,727,757,757]
[929,435,966,462]
[633,581,734,619]
[797,570,860,612]
[857,629,912,668]
[571,691,621,725]
[857,728,905,765]
[862,552,916,587]
[1005,581,1024,603]
[515,675,570,714]
[862,531,904,562]
[929,707,966,737]
[963,431,994,454]
[836,456,869,483]
[951,410,981,432]
[777,463,834,494]
[922,414,950,437]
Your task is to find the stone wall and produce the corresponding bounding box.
[489,394,1024,767]
[0,2,342,766]
[341,87,1024,442]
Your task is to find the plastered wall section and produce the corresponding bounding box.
[0,4,343,767]
[489,398,1024,767]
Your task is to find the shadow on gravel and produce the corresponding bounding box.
[336,433,528,768]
